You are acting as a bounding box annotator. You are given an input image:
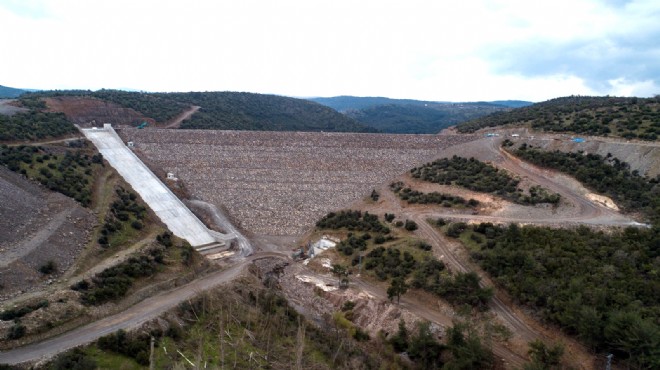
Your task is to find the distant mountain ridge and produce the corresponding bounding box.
[308,96,531,134]
[0,85,30,98]
[308,96,532,112]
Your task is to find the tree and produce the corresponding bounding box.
[332,263,350,289]
[525,339,564,370]
[390,319,409,353]
[408,322,444,369]
[445,322,494,369]
[387,277,408,303]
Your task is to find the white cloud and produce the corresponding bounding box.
[0,0,657,101]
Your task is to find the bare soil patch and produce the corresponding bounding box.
[44,96,152,127]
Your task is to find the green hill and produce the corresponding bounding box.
[309,96,436,112]
[29,90,376,133]
[0,85,28,98]
[457,96,660,140]
[158,91,377,133]
[310,96,520,134]
[344,104,455,134]
[348,103,513,134]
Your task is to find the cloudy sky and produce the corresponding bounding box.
[1,0,658,102]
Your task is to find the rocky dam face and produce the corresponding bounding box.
[121,129,479,237]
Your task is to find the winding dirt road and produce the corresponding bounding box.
[163,105,200,128]
[0,252,288,365]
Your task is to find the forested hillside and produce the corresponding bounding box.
[345,104,461,134]
[158,91,377,132]
[309,96,437,112]
[457,96,660,140]
[28,90,376,133]
[311,96,516,134]
[449,222,659,369]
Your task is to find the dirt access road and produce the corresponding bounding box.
[353,136,637,369]
[0,251,288,365]
[162,105,200,128]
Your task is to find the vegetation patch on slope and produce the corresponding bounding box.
[450,221,659,368]
[96,187,148,248]
[457,95,660,140]
[0,142,103,206]
[411,156,560,205]
[511,145,659,223]
[0,103,77,142]
[390,181,480,208]
[71,233,192,306]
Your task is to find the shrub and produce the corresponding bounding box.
[341,300,356,311]
[418,242,432,251]
[48,348,97,370]
[39,260,57,275]
[7,324,26,340]
[404,220,418,231]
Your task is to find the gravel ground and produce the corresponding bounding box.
[0,167,96,301]
[122,129,479,237]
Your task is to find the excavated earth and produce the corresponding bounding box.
[44,97,152,128]
[0,167,96,300]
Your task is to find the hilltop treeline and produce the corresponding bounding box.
[411,156,561,205]
[512,145,659,223]
[457,95,660,140]
[159,91,377,132]
[26,90,377,133]
[450,222,659,368]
